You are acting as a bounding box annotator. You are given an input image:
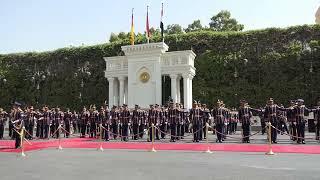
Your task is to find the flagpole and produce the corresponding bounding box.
[130,8,135,45]
[146,5,150,44]
[160,2,164,43]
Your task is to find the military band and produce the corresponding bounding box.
[1,97,320,149]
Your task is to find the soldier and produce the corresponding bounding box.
[313,100,320,140]
[168,102,177,142]
[148,104,159,141]
[72,111,78,134]
[10,103,22,139]
[12,103,23,148]
[120,104,131,141]
[175,103,184,140]
[139,108,147,139]
[49,108,55,137]
[229,108,239,134]
[212,100,225,143]
[101,105,110,141]
[53,107,64,139]
[287,101,297,141]
[40,106,50,139]
[264,98,286,144]
[80,107,89,138]
[35,108,41,138]
[89,105,99,138]
[0,108,8,139]
[64,108,72,138]
[201,104,211,139]
[221,103,229,141]
[190,101,202,142]
[238,100,254,143]
[110,106,119,140]
[132,105,140,140]
[25,106,36,139]
[293,99,311,144]
[278,104,289,135]
[159,106,168,139]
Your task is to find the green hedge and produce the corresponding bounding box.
[0,25,320,110]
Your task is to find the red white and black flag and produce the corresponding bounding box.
[146,6,151,43]
[160,3,164,42]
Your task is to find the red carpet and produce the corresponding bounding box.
[1,138,320,154]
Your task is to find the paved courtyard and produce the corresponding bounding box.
[0,149,320,180]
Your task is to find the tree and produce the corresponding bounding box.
[108,32,129,43]
[109,33,119,42]
[117,32,128,40]
[185,20,203,33]
[149,27,161,37]
[165,24,184,35]
[209,10,244,31]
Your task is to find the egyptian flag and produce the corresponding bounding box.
[146,6,151,43]
[130,8,135,45]
[160,3,164,42]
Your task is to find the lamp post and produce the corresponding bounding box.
[232,51,248,106]
[74,61,91,103]
[31,70,48,105]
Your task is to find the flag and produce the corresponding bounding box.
[160,3,164,42]
[130,8,135,45]
[146,6,151,43]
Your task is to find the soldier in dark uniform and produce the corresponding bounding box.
[148,104,159,141]
[35,108,42,138]
[89,105,99,138]
[313,100,320,140]
[229,108,238,134]
[64,108,72,138]
[287,101,297,141]
[201,104,210,139]
[238,100,254,143]
[212,100,225,143]
[53,107,64,138]
[154,104,161,140]
[80,107,89,138]
[168,102,177,142]
[190,101,201,142]
[110,106,119,140]
[278,104,289,135]
[102,106,110,141]
[49,108,55,137]
[41,106,50,139]
[175,104,183,140]
[120,104,131,141]
[12,104,23,149]
[0,108,8,139]
[10,103,22,139]
[159,106,168,139]
[293,99,311,144]
[180,104,188,138]
[132,105,140,140]
[264,98,286,144]
[72,111,78,134]
[139,108,146,139]
[25,106,36,139]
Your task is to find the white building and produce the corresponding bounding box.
[104,42,196,109]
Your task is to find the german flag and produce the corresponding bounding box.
[130,8,135,45]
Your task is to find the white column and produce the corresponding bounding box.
[119,76,125,105]
[114,78,119,106]
[183,74,191,109]
[189,76,193,109]
[107,77,114,107]
[124,77,128,104]
[170,74,178,103]
[176,76,181,103]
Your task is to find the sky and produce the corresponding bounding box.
[0,0,319,54]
